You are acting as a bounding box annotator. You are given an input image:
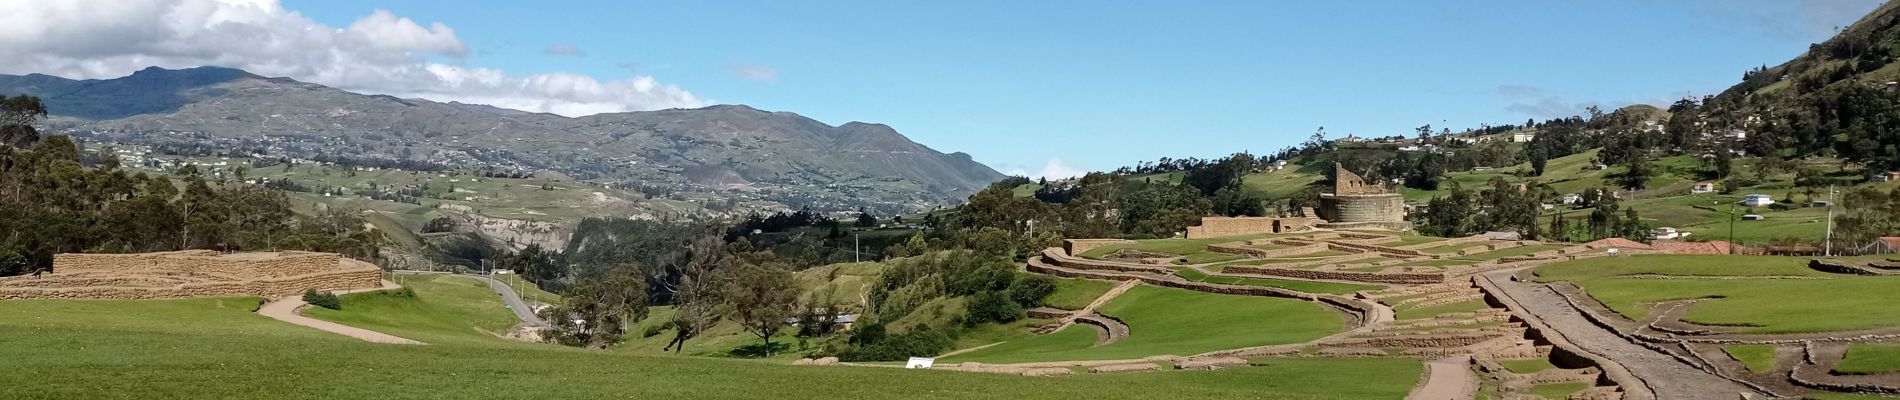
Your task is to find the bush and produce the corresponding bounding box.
[838,325,954,362]
[1008,275,1057,308]
[963,290,1024,326]
[642,324,666,338]
[302,289,342,310]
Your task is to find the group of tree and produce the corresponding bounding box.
[0,95,380,276]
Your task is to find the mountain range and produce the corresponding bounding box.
[0,66,1003,212]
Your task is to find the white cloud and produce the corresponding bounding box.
[0,0,705,116]
[1003,158,1087,181]
[727,63,778,82]
[544,43,586,57]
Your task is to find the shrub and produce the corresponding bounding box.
[302,289,342,310]
[838,325,954,362]
[963,290,1024,326]
[642,324,666,338]
[1008,275,1057,308]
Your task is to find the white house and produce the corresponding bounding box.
[1740,194,1775,207]
[1511,132,1536,142]
[1653,227,1688,240]
[1691,181,1716,194]
[1561,193,1583,205]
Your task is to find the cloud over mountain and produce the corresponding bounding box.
[0,0,704,116]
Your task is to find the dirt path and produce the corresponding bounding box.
[256,280,423,345]
[1481,270,1760,400]
[1406,355,1477,400]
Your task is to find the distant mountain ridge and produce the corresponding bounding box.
[0,66,1004,212]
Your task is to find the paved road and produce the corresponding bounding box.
[458,274,546,326]
[1482,270,1761,400]
[257,280,424,345]
[394,271,546,326]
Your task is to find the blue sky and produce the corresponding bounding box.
[264,1,1876,177]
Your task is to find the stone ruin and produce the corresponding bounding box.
[0,250,382,300]
[1184,216,1321,239]
[1317,163,1411,230]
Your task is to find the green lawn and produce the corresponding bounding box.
[0,295,1417,399]
[942,286,1344,363]
[1459,244,1567,261]
[1044,278,1118,310]
[1836,345,1900,375]
[1394,300,1489,320]
[1176,269,1382,295]
[1497,358,1555,374]
[1528,382,1590,399]
[305,274,520,344]
[1077,233,1298,260]
[1725,345,1779,374]
[1536,255,1900,333]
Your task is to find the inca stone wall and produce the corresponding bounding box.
[1062,239,1137,256]
[1318,194,1406,223]
[1184,217,1320,239]
[0,251,381,300]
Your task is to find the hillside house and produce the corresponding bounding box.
[1511,132,1536,142]
[1740,194,1775,207]
[1860,237,1900,254]
[1653,227,1687,240]
[1876,171,1900,182]
[1561,193,1583,205]
[1691,182,1715,194]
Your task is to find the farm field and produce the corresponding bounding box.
[1535,255,1900,333]
[941,285,1344,363]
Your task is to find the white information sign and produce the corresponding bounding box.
[905,357,935,369]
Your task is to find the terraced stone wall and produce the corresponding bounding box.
[1184,217,1320,239]
[0,252,381,300]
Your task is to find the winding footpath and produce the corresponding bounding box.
[1406,355,1478,400]
[256,280,424,345]
[1480,269,1762,400]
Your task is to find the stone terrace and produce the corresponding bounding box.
[0,251,382,300]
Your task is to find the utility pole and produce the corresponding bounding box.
[1825,185,1837,257]
[1727,200,1736,255]
[854,233,861,263]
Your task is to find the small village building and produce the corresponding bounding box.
[1652,227,1686,241]
[1740,194,1775,207]
[1861,237,1900,255]
[1691,181,1715,194]
[1876,171,1900,182]
[1510,132,1536,142]
[1560,193,1583,205]
[1741,214,1765,221]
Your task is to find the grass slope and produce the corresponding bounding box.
[942,285,1343,363]
[1044,278,1118,310]
[1536,255,1900,333]
[1836,345,1900,375]
[0,296,1412,400]
[305,274,520,344]
[1725,345,1779,374]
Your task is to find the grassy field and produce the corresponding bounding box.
[0,294,1422,399]
[1497,358,1555,374]
[1043,278,1118,310]
[305,274,520,344]
[942,286,1344,363]
[1836,345,1900,375]
[1724,345,1779,374]
[1536,255,1900,333]
[1528,382,1590,399]
[1076,233,1289,261]
[1394,300,1490,320]
[1176,268,1382,295]
[1459,244,1567,261]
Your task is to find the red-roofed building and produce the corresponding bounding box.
[1585,238,1652,250]
[1862,237,1900,255]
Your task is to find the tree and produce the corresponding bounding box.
[664,235,728,353]
[0,95,46,148]
[855,211,877,227]
[725,261,800,355]
[542,263,648,348]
